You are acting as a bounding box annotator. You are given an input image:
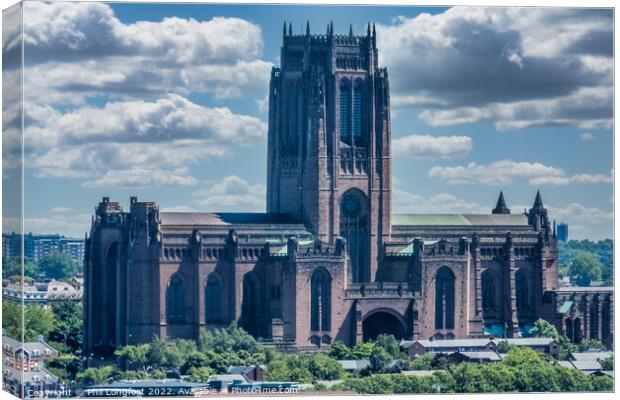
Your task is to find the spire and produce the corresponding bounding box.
[283,21,287,40]
[532,190,544,209]
[372,23,377,47]
[330,21,334,37]
[367,22,371,37]
[492,191,510,214]
[288,22,292,36]
[349,24,353,37]
[306,20,310,36]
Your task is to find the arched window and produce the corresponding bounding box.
[340,190,368,283]
[339,79,351,144]
[435,267,455,330]
[515,269,530,310]
[240,273,259,336]
[481,269,496,314]
[353,80,363,141]
[167,274,185,324]
[205,274,222,322]
[311,269,331,331]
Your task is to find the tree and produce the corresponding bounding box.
[49,301,83,355]
[329,341,352,360]
[24,305,56,342]
[77,366,115,385]
[369,347,392,373]
[374,334,401,359]
[529,319,560,340]
[115,344,150,370]
[569,252,602,286]
[2,301,22,340]
[600,356,613,371]
[187,366,213,383]
[37,252,81,280]
[406,353,433,371]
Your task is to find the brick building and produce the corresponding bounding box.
[84,23,613,360]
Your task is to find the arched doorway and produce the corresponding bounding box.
[94,241,118,357]
[362,311,406,342]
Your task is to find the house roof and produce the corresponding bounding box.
[454,351,501,361]
[401,370,435,377]
[401,339,492,349]
[2,364,59,385]
[2,335,58,356]
[570,351,613,362]
[392,213,529,227]
[569,360,603,371]
[496,338,556,346]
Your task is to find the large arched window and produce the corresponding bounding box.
[435,267,455,330]
[205,274,222,322]
[339,78,351,144]
[481,269,497,314]
[340,189,368,283]
[310,269,331,331]
[240,273,259,336]
[167,274,185,324]
[352,79,363,141]
[515,269,530,311]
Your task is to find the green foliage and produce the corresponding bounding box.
[266,353,345,383]
[115,344,150,370]
[578,339,607,352]
[369,347,392,373]
[590,375,613,391]
[600,356,613,371]
[2,301,23,340]
[558,239,612,285]
[49,301,83,355]
[37,252,82,280]
[2,257,38,279]
[495,340,517,354]
[374,334,401,359]
[405,353,433,370]
[501,347,546,367]
[529,318,560,340]
[24,304,56,341]
[77,366,115,385]
[45,355,81,382]
[340,372,455,394]
[452,363,517,393]
[327,340,376,360]
[187,366,214,383]
[197,322,262,354]
[568,252,602,286]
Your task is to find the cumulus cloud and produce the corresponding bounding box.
[20,2,272,103]
[192,176,265,211]
[392,189,488,214]
[377,7,612,130]
[392,134,472,158]
[3,208,93,237]
[25,95,265,183]
[428,160,563,185]
[429,160,612,186]
[83,168,199,188]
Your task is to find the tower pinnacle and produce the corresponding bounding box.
[492,191,510,214]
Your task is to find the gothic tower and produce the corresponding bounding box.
[267,22,391,283]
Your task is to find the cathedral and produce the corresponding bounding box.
[84,23,613,358]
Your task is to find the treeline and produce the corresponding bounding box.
[558,239,613,285]
[2,252,82,281]
[74,323,612,393]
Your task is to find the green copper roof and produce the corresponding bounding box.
[398,240,439,255]
[392,213,529,226]
[559,301,574,314]
[275,240,314,255]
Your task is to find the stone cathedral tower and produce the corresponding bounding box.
[266,22,391,283]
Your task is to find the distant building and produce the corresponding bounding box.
[557,223,569,242]
[2,333,60,398]
[2,233,85,263]
[2,279,82,306]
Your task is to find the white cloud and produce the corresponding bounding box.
[392,134,472,159]
[3,209,92,238]
[21,2,271,103]
[192,176,265,211]
[378,7,612,130]
[392,189,487,214]
[25,95,265,182]
[429,160,612,187]
[529,171,612,186]
[580,132,594,141]
[428,160,564,185]
[83,168,199,188]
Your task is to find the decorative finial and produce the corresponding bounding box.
[367,22,371,37]
[306,20,310,36]
[349,24,353,37]
[288,22,292,36]
[283,21,287,39]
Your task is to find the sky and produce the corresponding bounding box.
[1,2,614,240]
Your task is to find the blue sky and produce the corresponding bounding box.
[3,2,613,239]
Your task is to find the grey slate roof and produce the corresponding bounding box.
[401,370,435,377]
[497,338,556,346]
[2,335,58,356]
[555,286,614,293]
[456,351,501,361]
[401,339,492,349]
[570,351,613,361]
[2,364,59,385]
[160,212,301,226]
[392,213,528,227]
[570,360,603,371]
